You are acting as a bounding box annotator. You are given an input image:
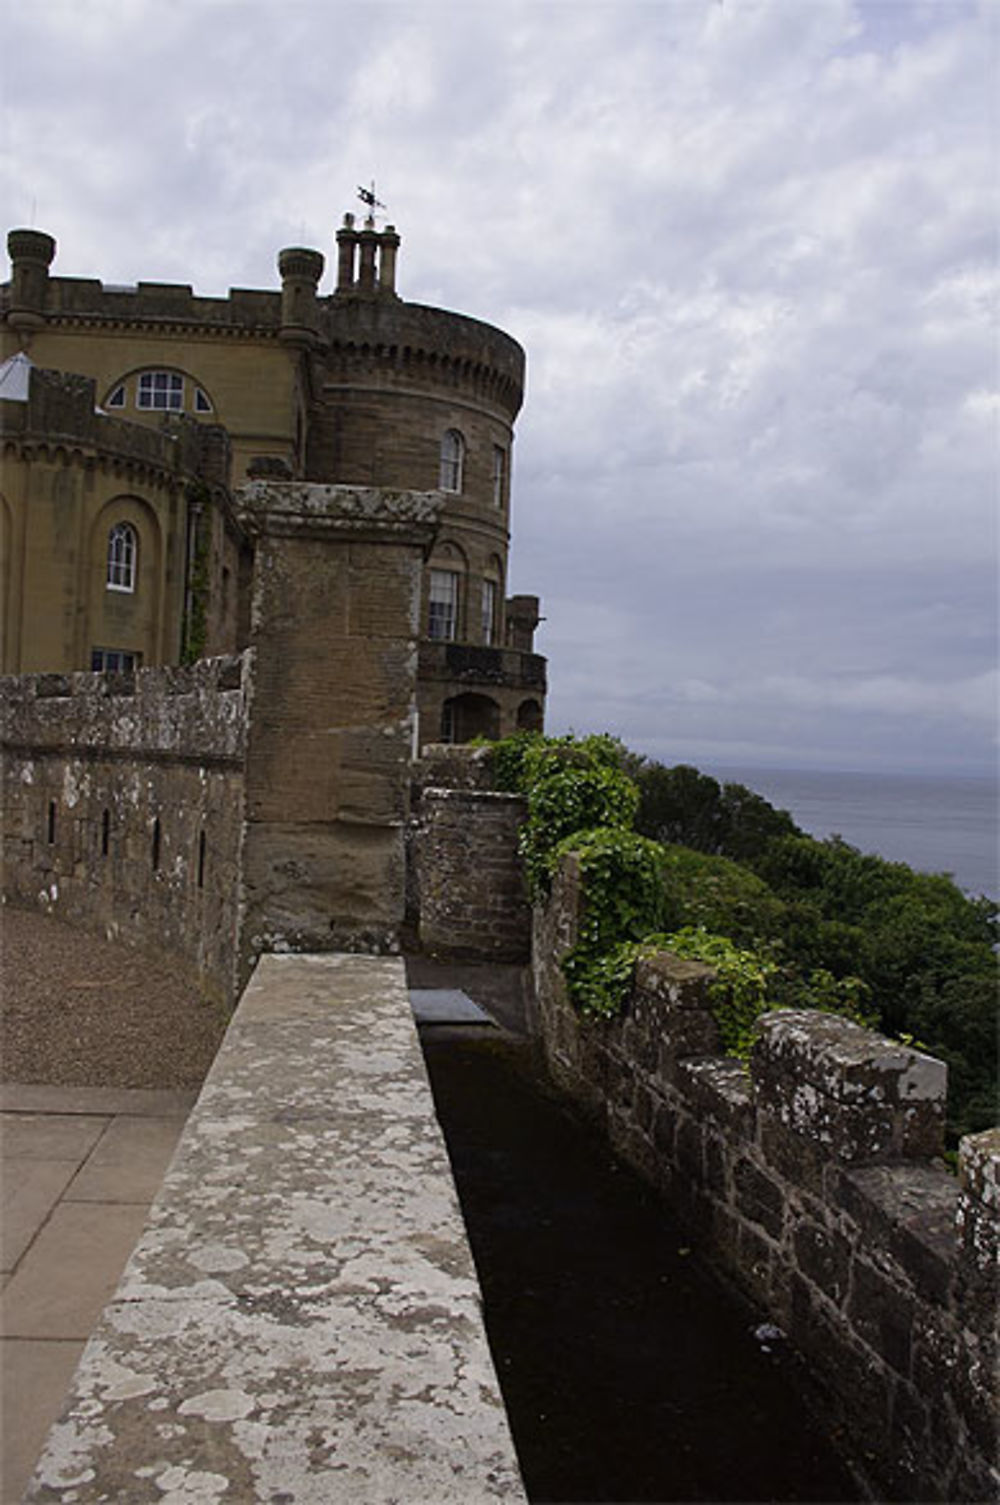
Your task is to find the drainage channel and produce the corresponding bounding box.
[410,974,863,1505]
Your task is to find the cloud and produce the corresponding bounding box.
[1,0,994,773]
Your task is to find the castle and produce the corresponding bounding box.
[2,216,997,1505]
[0,213,545,745]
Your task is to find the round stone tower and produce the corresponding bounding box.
[302,213,543,743]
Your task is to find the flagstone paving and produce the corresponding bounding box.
[0,1085,195,1503]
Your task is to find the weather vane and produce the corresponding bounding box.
[357,180,386,227]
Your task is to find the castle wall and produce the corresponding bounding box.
[0,656,249,1002]
[3,226,546,736]
[532,854,999,1504]
[417,642,547,743]
[407,746,532,961]
[1,367,239,675]
[2,276,298,483]
[236,481,441,977]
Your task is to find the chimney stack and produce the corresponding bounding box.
[335,212,358,294]
[333,213,401,300]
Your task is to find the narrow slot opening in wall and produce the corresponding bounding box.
[101,808,110,857]
[152,817,161,872]
[47,801,56,844]
[198,830,206,889]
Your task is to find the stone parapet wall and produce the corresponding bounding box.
[1,366,231,484]
[532,855,999,1504]
[40,276,283,329]
[415,786,530,962]
[408,745,531,961]
[26,954,526,1503]
[1,656,249,1001]
[0,655,248,761]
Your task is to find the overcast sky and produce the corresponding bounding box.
[2,0,996,776]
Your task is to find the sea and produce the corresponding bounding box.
[704,766,999,903]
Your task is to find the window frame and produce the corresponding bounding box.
[91,648,140,673]
[137,370,184,411]
[439,429,465,493]
[481,578,497,646]
[428,568,460,642]
[492,444,507,508]
[106,522,138,593]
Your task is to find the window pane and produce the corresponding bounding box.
[481,580,497,645]
[439,430,464,492]
[138,370,183,410]
[429,569,459,641]
[492,445,506,507]
[92,648,138,672]
[107,522,137,591]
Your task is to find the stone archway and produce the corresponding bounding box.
[442,692,501,743]
[516,698,543,733]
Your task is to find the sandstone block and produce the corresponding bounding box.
[752,1010,946,1163]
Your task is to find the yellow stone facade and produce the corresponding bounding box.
[1,220,545,741]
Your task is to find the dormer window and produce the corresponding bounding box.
[106,522,137,592]
[439,429,465,492]
[138,371,183,410]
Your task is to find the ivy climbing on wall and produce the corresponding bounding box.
[487,731,873,1057]
[181,484,212,666]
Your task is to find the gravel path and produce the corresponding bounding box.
[1,905,229,1089]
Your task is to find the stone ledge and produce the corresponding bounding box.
[26,953,525,1504]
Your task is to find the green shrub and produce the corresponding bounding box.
[634,760,800,859]
[519,760,640,898]
[659,843,788,947]
[486,734,997,1142]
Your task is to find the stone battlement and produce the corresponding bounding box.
[0,655,249,764]
[15,275,284,332]
[1,365,230,485]
[532,852,999,1504]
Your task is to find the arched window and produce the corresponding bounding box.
[439,429,465,492]
[106,522,137,592]
[428,569,459,641]
[106,371,213,414]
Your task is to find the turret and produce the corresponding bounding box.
[6,229,56,332]
[506,596,541,653]
[277,245,325,347]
